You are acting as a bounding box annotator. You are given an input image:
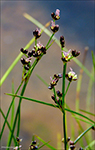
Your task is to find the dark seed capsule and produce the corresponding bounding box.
[72,50,80,57]
[56,90,62,97]
[70,145,75,150]
[20,48,28,54]
[21,58,28,65]
[32,140,37,145]
[50,25,59,33]
[60,36,65,48]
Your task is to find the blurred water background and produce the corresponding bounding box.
[1,1,94,149]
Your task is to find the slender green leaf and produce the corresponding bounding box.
[7,81,15,146]
[65,108,95,124]
[5,93,58,109]
[80,109,95,116]
[72,116,94,125]
[36,74,49,87]
[0,108,17,144]
[35,134,57,150]
[85,140,95,149]
[74,125,94,144]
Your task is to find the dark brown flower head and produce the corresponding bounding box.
[72,50,80,57]
[56,90,62,97]
[21,57,32,65]
[48,74,62,90]
[33,28,41,39]
[67,137,70,142]
[51,9,60,20]
[16,137,22,143]
[50,21,59,33]
[70,145,75,150]
[92,126,95,130]
[32,42,46,58]
[60,36,65,48]
[28,50,35,57]
[20,48,28,54]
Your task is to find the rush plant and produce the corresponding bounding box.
[0,9,95,150]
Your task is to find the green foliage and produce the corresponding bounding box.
[0,9,95,150]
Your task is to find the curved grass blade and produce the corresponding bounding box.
[84,140,95,149]
[72,116,94,126]
[0,108,17,145]
[79,109,95,116]
[7,81,15,146]
[65,108,95,124]
[35,134,57,150]
[5,93,58,109]
[74,125,94,144]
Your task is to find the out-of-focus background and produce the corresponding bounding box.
[1,1,94,149]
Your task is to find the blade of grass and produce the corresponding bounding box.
[7,81,15,146]
[0,37,35,86]
[0,108,17,145]
[65,108,95,124]
[72,116,94,126]
[79,109,95,116]
[6,93,95,124]
[86,65,94,143]
[35,134,57,150]
[36,74,49,87]
[5,93,58,108]
[74,125,94,144]
[76,47,88,112]
[75,47,88,147]
[0,80,23,140]
[84,140,95,149]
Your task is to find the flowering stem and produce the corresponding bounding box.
[65,82,71,96]
[62,63,67,150]
[46,33,55,49]
[35,39,37,52]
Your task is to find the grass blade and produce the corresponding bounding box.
[74,125,94,144]
[65,108,95,124]
[7,81,15,146]
[0,108,17,144]
[5,93,58,109]
[79,109,95,116]
[35,134,57,150]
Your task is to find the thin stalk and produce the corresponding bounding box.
[7,81,15,146]
[0,80,23,139]
[62,63,67,150]
[65,82,70,96]
[46,33,55,49]
[0,37,35,86]
[74,125,93,144]
[0,108,17,145]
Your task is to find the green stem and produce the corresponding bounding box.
[0,81,23,140]
[0,37,35,86]
[0,108,17,145]
[74,125,94,144]
[46,33,55,49]
[62,63,67,150]
[65,82,71,96]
